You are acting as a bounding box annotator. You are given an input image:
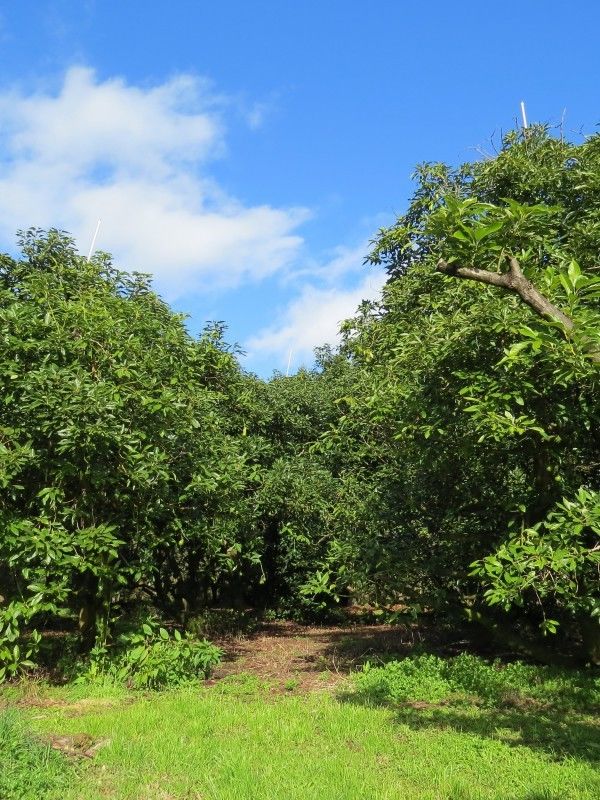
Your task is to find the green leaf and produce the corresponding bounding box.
[473,221,504,241]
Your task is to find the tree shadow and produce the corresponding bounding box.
[309,621,512,674]
[304,626,417,672]
[340,691,600,765]
[216,619,419,673]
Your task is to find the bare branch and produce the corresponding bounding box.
[437,257,600,362]
[436,259,512,290]
[437,257,574,330]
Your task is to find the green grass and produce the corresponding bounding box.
[351,652,600,711]
[6,670,597,800]
[0,708,72,800]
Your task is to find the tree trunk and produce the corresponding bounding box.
[580,617,600,665]
[77,572,99,652]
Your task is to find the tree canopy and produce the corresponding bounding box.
[1,125,599,678]
[328,126,600,656]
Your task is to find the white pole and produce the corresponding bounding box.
[520,101,528,130]
[86,219,102,261]
[285,348,293,377]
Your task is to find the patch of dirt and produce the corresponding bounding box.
[210,620,419,692]
[43,732,110,758]
[498,690,548,711]
[139,784,203,800]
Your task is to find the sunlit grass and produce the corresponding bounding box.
[14,673,599,800]
[0,708,71,800]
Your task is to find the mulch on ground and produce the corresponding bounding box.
[210,620,421,692]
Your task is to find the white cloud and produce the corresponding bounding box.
[290,241,370,284]
[247,268,385,367]
[0,67,307,295]
[245,102,269,131]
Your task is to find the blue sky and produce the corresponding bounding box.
[1,1,599,375]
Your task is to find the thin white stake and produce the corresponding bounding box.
[520,101,528,130]
[285,348,293,377]
[86,219,102,261]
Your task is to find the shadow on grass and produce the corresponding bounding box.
[520,795,564,800]
[339,691,600,765]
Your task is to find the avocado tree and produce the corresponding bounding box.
[0,229,250,670]
[328,127,600,658]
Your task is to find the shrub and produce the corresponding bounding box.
[354,654,453,704]
[0,607,41,683]
[77,619,222,690]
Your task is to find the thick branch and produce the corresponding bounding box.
[437,256,600,363]
[437,257,574,330]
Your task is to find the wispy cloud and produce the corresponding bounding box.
[245,101,270,131]
[0,67,308,296]
[247,256,385,367]
[289,241,370,284]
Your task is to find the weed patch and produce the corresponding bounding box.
[351,653,600,711]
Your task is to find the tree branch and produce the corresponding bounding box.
[437,256,600,363]
[437,256,574,330]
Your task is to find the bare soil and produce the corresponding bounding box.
[209,620,421,692]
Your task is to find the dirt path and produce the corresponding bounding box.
[210,620,419,692]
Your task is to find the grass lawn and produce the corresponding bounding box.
[5,672,599,800]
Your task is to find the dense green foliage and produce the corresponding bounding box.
[353,653,600,710]
[0,231,344,673]
[0,230,250,669]
[1,124,599,677]
[315,126,600,659]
